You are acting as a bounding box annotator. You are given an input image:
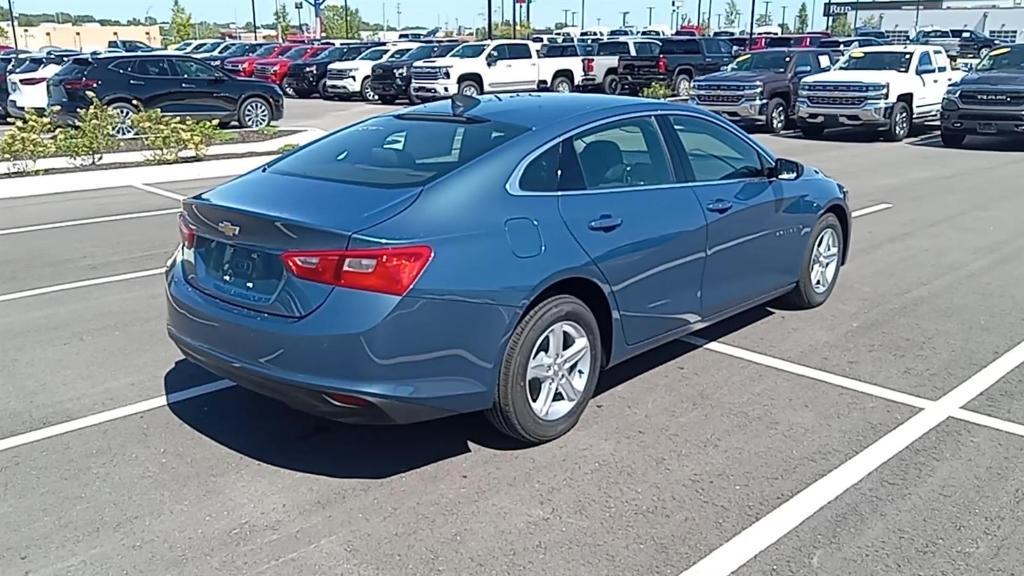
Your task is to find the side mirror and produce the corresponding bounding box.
[486,54,498,67]
[794,64,812,75]
[917,63,936,75]
[772,158,803,181]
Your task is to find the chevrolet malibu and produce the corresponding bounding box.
[167,94,851,444]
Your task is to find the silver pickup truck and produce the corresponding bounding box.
[580,38,663,94]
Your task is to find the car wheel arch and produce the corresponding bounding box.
[457,72,484,88]
[895,93,914,114]
[520,275,615,368]
[822,202,851,265]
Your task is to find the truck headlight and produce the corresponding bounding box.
[395,66,407,77]
[440,67,451,79]
[305,64,317,73]
[945,86,960,98]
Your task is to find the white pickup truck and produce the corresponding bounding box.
[324,42,421,101]
[580,38,663,94]
[796,44,965,141]
[410,40,586,99]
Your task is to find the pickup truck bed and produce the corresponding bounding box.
[619,37,734,96]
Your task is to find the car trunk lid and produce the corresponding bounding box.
[180,171,422,318]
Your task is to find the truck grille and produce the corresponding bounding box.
[696,94,745,104]
[222,63,241,71]
[959,91,1024,107]
[693,83,757,93]
[372,65,396,81]
[802,82,885,93]
[254,65,275,76]
[327,69,354,80]
[412,67,445,82]
[807,95,868,107]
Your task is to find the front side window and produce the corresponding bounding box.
[791,52,814,72]
[569,117,673,190]
[173,59,219,78]
[703,38,733,54]
[268,116,529,188]
[668,116,764,182]
[917,50,934,73]
[449,44,489,59]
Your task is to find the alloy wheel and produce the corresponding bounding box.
[526,321,591,421]
[243,100,270,128]
[810,228,840,294]
[461,84,479,96]
[895,108,909,138]
[770,104,786,132]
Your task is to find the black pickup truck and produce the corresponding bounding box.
[283,43,381,99]
[690,48,838,133]
[940,44,1024,147]
[619,37,735,97]
[369,42,461,104]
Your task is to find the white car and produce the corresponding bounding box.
[324,42,421,101]
[796,45,964,141]
[6,52,76,118]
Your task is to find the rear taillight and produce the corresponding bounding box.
[583,57,594,74]
[657,55,667,74]
[282,246,433,296]
[63,78,99,90]
[178,213,195,249]
[20,77,48,86]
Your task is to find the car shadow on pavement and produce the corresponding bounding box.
[164,306,774,480]
[907,133,1024,152]
[771,125,939,144]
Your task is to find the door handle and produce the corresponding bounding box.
[706,199,733,213]
[588,215,623,232]
[181,83,196,88]
[933,79,939,83]
[129,79,144,85]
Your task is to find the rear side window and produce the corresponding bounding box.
[519,144,561,192]
[506,44,533,59]
[569,117,673,190]
[541,45,564,57]
[662,39,700,55]
[268,116,530,188]
[108,59,135,73]
[597,42,629,56]
[132,58,172,77]
[635,42,660,56]
[668,116,764,182]
[702,38,733,54]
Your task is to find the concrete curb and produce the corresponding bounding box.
[0,128,324,177]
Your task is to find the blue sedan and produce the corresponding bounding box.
[166,93,850,444]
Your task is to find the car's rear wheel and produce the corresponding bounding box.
[458,79,481,96]
[941,131,966,148]
[779,213,843,309]
[603,74,621,95]
[883,101,911,142]
[799,125,825,139]
[378,95,397,105]
[766,97,788,133]
[360,78,377,102]
[109,102,138,138]
[673,74,692,98]
[487,295,602,444]
[238,97,271,129]
[551,76,573,93]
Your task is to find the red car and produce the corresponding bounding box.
[253,45,331,86]
[223,43,291,78]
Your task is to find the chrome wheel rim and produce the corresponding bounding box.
[676,77,691,98]
[771,104,786,132]
[979,47,990,58]
[810,228,840,294]
[526,321,591,421]
[112,107,135,138]
[607,77,620,94]
[895,108,909,137]
[554,80,571,93]
[363,82,377,101]
[461,84,479,96]
[243,100,270,128]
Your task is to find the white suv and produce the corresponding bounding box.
[796,45,964,141]
[324,42,421,101]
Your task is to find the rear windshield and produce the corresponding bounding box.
[14,57,47,74]
[818,39,841,48]
[767,37,793,48]
[268,115,529,188]
[53,58,93,78]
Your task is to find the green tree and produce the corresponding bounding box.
[0,26,8,42]
[795,2,809,33]
[273,3,291,38]
[829,13,852,36]
[169,0,193,43]
[723,0,741,27]
[779,22,791,34]
[755,12,773,26]
[859,14,880,29]
[144,16,158,26]
[322,4,361,39]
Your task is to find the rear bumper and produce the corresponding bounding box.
[796,99,891,128]
[165,254,510,425]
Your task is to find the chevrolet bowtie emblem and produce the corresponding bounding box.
[217,221,240,237]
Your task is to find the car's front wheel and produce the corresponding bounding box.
[883,101,911,142]
[458,79,481,96]
[779,213,844,309]
[766,97,788,134]
[360,78,378,102]
[487,295,602,444]
[238,97,272,129]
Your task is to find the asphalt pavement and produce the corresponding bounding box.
[1,99,1023,576]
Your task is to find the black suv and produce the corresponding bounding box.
[691,48,838,133]
[282,43,380,98]
[369,42,461,104]
[48,53,284,136]
[619,37,736,96]
[941,44,1024,147]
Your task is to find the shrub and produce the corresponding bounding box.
[0,111,55,174]
[256,125,278,137]
[640,83,674,100]
[277,143,298,154]
[54,93,119,166]
[133,108,220,163]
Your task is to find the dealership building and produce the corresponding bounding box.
[821,0,1024,42]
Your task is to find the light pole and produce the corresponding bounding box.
[762,0,771,24]
[563,8,570,26]
[581,0,586,29]
[647,5,655,26]
[811,0,817,30]
[620,10,629,27]
[697,0,703,29]
[250,0,258,40]
[707,0,713,32]
[748,0,756,40]
[344,0,350,38]
[781,5,786,30]
[487,0,493,38]
[914,0,921,31]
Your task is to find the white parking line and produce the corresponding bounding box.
[851,203,894,218]
[0,268,165,303]
[0,380,233,453]
[678,338,1024,576]
[0,208,180,236]
[132,183,185,201]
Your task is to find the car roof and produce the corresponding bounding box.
[854,44,924,53]
[404,93,711,126]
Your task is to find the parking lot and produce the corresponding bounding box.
[2,98,1023,575]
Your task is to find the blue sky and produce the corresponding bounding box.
[16,1,819,30]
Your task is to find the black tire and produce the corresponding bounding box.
[673,74,692,98]
[486,295,602,444]
[883,101,911,142]
[551,75,573,93]
[799,125,825,139]
[603,74,621,95]
[109,102,139,138]
[778,214,844,310]
[941,131,966,148]
[360,78,377,102]
[378,95,397,105]
[766,97,788,134]
[237,97,272,129]
[317,79,330,99]
[408,86,421,104]
[978,46,991,59]
[457,79,482,96]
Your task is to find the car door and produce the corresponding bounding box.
[127,58,180,112]
[551,115,707,345]
[913,50,944,118]
[504,42,539,90]
[664,114,807,315]
[168,58,235,118]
